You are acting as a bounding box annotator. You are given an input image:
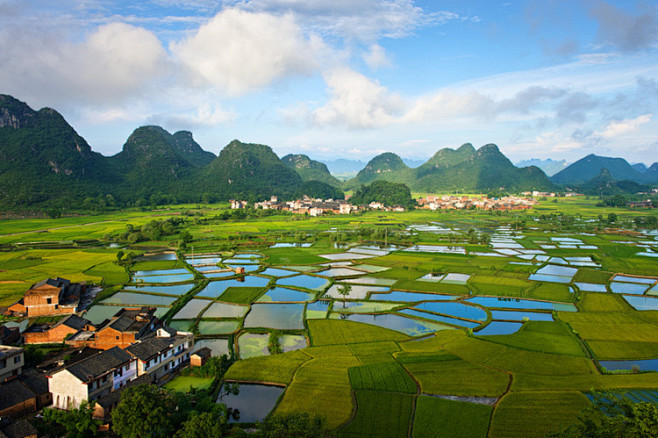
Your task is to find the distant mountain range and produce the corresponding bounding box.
[515,158,569,177]
[551,154,658,186]
[0,93,655,209]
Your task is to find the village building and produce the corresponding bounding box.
[190,347,211,367]
[0,346,24,382]
[125,326,194,382]
[6,278,84,317]
[23,315,94,345]
[67,307,159,350]
[47,346,137,410]
[0,325,20,345]
[0,380,37,418]
[0,419,38,438]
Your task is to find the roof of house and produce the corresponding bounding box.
[191,347,211,359]
[0,380,36,411]
[125,337,173,361]
[57,347,132,383]
[0,419,38,438]
[37,346,103,371]
[98,307,156,334]
[52,314,89,331]
[0,346,23,360]
[18,369,49,396]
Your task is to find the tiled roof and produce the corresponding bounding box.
[0,380,35,411]
[61,347,132,382]
[53,314,89,331]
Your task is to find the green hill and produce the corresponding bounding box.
[282,154,342,187]
[349,180,415,208]
[347,143,553,193]
[578,168,649,196]
[552,154,658,185]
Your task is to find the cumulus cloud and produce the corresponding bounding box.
[0,22,167,105]
[590,1,658,51]
[312,68,404,128]
[363,44,392,69]
[171,8,323,95]
[599,113,652,138]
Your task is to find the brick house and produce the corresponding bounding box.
[23,315,94,344]
[190,347,211,367]
[68,307,159,350]
[6,278,84,317]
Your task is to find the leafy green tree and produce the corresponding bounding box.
[173,412,224,438]
[268,331,283,354]
[111,384,175,438]
[337,283,352,308]
[43,400,101,438]
[255,413,334,437]
[551,391,658,437]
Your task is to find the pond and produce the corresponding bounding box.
[317,267,365,277]
[319,252,374,260]
[351,264,391,273]
[195,265,223,272]
[325,284,389,300]
[368,291,461,303]
[101,292,177,307]
[442,273,471,284]
[132,273,195,284]
[225,264,260,273]
[622,295,658,311]
[195,339,230,357]
[610,282,649,295]
[243,303,306,330]
[489,310,554,321]
[276,275,328,291]
[347,247,390,257]
[133,268,190,277]
[197,320,241,335]
[217,383,285,423]
[188,257,223,266]
[418,273,444,282]
[203,302,250,318]
[613,275,656,285]
[204,271,238,279]
[173,299,211,319]
[270,242,312,248]
[528,273,572,284]
[123,284,193,296]
[599,359,658,372]
[331,313,451,336]
[575,283,607,293]
[223,258,260,265]
[466,296,576,312]
[404,245,466,254]
[413,301,488,321]
[475,321,523,336]
[259,268,297,277]
[168,320,195,332]
[257,287,316,302]
[233,253,264,259]
[280,334,307,353]
[306,300,331,319]
[333,301,401,313]
[534,265,578,278]
[196,277,270,298]
[399,309,481,329]
[237,333,270,359]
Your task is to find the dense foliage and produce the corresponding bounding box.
[349,180,415,208]
[282,154,342,187]
[43,400,101,438]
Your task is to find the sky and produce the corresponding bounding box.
[1,0,657,165]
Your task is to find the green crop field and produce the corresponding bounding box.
[412,396,492,438]
[1,202,657,437]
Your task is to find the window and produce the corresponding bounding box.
[14,356,20,364]
[47,298,52,304]
[116,336,120,340]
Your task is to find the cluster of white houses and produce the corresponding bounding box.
[0,299,202,426]
[232,196,406,216]
[417,195,537,211]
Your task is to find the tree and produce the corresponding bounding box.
[43,400,101,438]
[173,412,224,438]
[551,391,658,437]
[255,413,334,438]
[111,384,175,438]
[116,250,124,263]
[337,283,352,308]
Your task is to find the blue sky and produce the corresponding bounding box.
[1,0,657,164]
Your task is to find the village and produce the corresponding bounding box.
[231,193,541,215]
[0,278,202,437]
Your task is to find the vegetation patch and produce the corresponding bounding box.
[309,319,409,346]
[340,390,414,438]
[225,349,310,385]
[412,396,492,438]
[348,361,417,394]
[218,286,268,304]
[482,321,586,357]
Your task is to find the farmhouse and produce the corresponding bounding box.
[6,277,84,317]
[22,314,94,344]
[67,307,159,350]
[0,346,24,382]
[126,326,194,382]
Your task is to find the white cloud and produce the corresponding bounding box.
[599,113,652,138]
[172,8,323,95]
[0,22,167,106]
[363,44,392,69]
[312,68,404,128]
